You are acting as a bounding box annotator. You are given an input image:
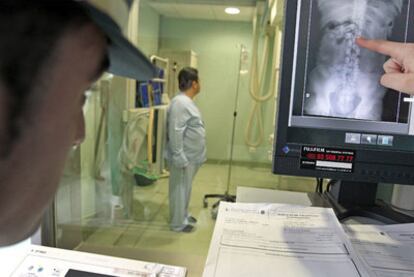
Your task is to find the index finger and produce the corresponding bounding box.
[356,37,405,61]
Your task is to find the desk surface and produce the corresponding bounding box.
[236,186,313,206]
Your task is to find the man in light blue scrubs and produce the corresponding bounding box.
[166,67,206,232]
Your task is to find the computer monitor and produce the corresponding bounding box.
[273,0,414,223]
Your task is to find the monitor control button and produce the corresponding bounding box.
[361,134,378,145]
[345,133,361,144]
[377,135,394,146]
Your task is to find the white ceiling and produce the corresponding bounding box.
[145,0,259,22]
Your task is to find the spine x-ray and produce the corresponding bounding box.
[302,0,408,122]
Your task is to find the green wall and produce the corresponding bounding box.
[137,1,160,56]
[160,17,276,163]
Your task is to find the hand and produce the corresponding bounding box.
[356,37,414,94]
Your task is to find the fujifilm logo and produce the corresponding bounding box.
[303,146,325,152]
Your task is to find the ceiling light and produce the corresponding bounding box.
[225,7,240,15]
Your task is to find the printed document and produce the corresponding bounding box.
[203,202,367,277]
[345,223,414,277]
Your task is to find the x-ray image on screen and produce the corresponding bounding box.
[299,0,409,122]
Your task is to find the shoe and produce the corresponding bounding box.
[187,216,197,224]
[171,224,195,233]
[181,224,194,233]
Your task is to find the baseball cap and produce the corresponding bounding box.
[79,0,156,81]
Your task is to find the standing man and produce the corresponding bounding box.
[166,67,206,233]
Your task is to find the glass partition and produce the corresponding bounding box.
[52,0,317,275]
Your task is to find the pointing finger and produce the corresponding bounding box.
[356,37,405,62]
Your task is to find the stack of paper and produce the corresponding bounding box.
[203,202,367,277]
[203,202,414,276]
[345,224,414,277]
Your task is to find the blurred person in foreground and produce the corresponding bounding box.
[0,0,155,246]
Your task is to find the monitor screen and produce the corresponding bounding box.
[273,0,414,185]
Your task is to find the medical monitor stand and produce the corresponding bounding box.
[323,181,414,224]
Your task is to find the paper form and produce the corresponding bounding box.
[203,202,367,277]
[345,223,414,277]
